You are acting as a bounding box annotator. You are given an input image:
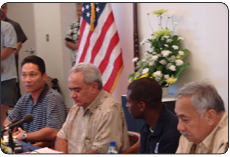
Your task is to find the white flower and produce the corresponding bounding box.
[178,37,184,40]
[154,71,163,81]
[132,57,139,63]
[152,36,157,40]
[140,38,147,45]
[159,59,167,65]
[168,55,176,62]
[149,60,155,66]
[154,71,162,77]
[166,63,172,69]
[163,35,170,39]
[172,45,179,49]
[164,11,175,18]
[142,68,149,74]
[174,22,179,26]
[166,39,173,43]
[145,53,151,59]
[178,50,184,55]
[164,44,168,47]
[164,74,169,79]
[152,55,159,61]
[135,70,142,78]
[176,59,184,66]
[161,50,172,57]
[169,65,176,71]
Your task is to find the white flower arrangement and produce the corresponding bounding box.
[128,9,190,87]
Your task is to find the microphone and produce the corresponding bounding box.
[1,114,33,133]
[1,118,18,130]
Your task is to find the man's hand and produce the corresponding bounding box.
[15,127,26,141]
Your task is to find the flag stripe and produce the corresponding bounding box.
[79,31,93,63]
[99,31,119,74]
[76,20,90,63]
[77,3,123,93]
[93,22,117,67]
[77,18,86,50]
[81,7,112,64]
[90,12,114,63]
[103,52,123,92]
[101,43,121,85]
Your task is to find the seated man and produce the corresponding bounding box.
[175,81,228,153]
[55,62,129,153]
[126,77,180,153]
[3,55,67,146]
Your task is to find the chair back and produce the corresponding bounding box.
[121,131,140,154]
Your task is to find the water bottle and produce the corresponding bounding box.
[107,141,118,154]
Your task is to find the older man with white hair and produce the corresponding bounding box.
[175,81,228,153]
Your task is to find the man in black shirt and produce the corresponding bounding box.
[126,78,180,153]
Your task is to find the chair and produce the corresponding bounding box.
[45,76,61,93]
[121,131,140,154]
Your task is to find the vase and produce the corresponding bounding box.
[162,87,169,97]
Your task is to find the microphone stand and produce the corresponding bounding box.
[8,129,15,153]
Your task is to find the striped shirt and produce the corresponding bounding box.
[7,84,67,132]
[1,21,17,82]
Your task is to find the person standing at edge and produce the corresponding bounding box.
[1,20,17,126]
[65,3,82,67]
[1,3,28,100]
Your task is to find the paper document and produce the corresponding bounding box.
[29,147,63,153]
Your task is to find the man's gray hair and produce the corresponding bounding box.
[176,80,225,117]
[70,62,103,90]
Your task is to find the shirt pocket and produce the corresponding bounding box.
[84,138,93,152]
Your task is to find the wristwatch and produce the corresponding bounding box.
[21,133,27,142]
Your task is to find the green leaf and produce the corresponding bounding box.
[174,62,189,78]
[128,73,135,79]
[157,65,164,71]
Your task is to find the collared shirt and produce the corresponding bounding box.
[4,18,27,43]
[176,112,228,154]
[4,18,28,75]
[140,104,181,154]
[57,90,130,153]
[1,21,17,82]
[7,84,67,132]
[65,20,80,66]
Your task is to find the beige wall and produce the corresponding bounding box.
[137,3,228,109]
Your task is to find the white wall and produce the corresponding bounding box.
[136,3,228,109]
[59,3,77,107]
[33,3,75,108]
[6,3,38,95]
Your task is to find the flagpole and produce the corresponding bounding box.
[133,3,139,72]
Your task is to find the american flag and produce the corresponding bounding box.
[76,3,124,93]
